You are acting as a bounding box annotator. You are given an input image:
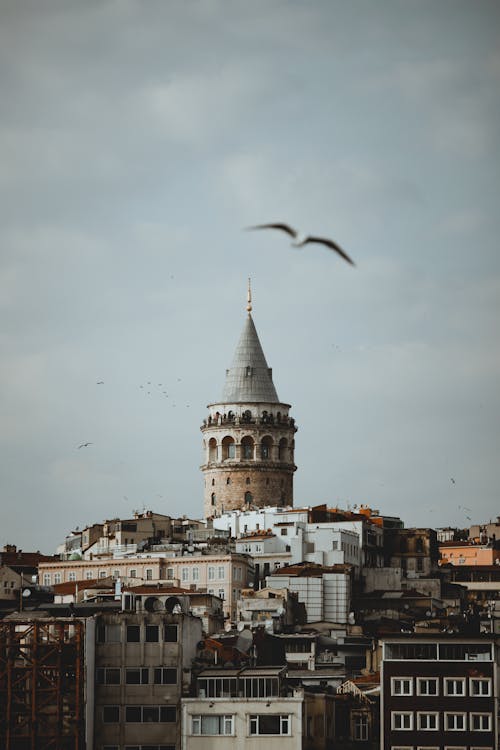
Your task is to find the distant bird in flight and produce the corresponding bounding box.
[96,381,104,385]
[450,477,455,484]
[246,222,355,266]
[77,442,93,449]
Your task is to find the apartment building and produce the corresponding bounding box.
[380,634,498,750]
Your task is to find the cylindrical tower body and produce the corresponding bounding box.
[201,298,297,519]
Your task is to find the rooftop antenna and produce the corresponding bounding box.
[247,277,252,315]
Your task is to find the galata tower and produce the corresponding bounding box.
[201,283,297,519]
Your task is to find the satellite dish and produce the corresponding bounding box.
[236,629,253,653]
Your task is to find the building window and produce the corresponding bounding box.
[218,588,225,600]
[281,528,288,536]
[391,712,413,731]
[96,668,121,685]
[167,567,174,579]
[191,714,234,735]
[391,678,412,696]
[353,714,368,740]
[445,713,467,731]
[182,567,189,582]
[218,566,225,579]
[126,625,141,642]
[99,570,107,579]
[249,714,290,735]
[211,493,216,506]
[125,705,176,723]
[103,706,120,723]
[192,567,199,582]
[164,624,178,642]
[417,713,439,731]
[444,678,465,696]
[68,572,76,582]
[112,570,120,579]
[222,436,235,460]
[145,568,153,580]
[208,567,215,581]
[43,573,51,585]
[97,623,121,643]
[154,668,176,684]
[470,713,491,731]
[245,491,253,504]
[129,569,137,578]
[469,678,491,696]
[260,437,272,459]
[417,678,438,696]
[145,625,159,642]
[125,668,149,685]
[242,436,254,459]
[226,477,231,484]
[85,571,93,580]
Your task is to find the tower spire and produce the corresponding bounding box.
[247,277,252,314]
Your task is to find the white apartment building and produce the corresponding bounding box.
[267,565,352,624]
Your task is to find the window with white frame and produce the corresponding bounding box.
[99,570,107,579]
[417,713,439,731]
[444,678,465,696]
[469,678,491,696]
[391,712,413,731]
[353,714,368,740]
[218,588,225,599]
[53,573,62,584]
[445,713,467,731]
[68,571,76,582]
[43,573,51,585]
[191,714,234,735]
[145,568,153,580]
[208,567,215,581]
[182,567,189,582]
[192,567,199,582]
[234,566,241,580]
[167,567,174,579]
[417,677,438,696]
[391,678,413,696]
[112,569,120,579]
[129,569,137,578]
[249,714,290,735]
[470,713,491,731]
[85,571,93,579]
[218,566,225,579]
[125,668,149,685]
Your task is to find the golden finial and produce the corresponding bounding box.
[247,277,252,314]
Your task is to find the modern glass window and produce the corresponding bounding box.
[249,714,290,735]
[164,624,178,642]
[470,713,491,731]
[469,678,491,696]
[242,677,279,698]
[391,712,413,731]
[445,713,467,731]
[126,625,141,642]
[391,678,412,696]
[191,714,234,735]
[125,668,149,685]
[154,668,176,684]
[439,643,492,661]
[444,678,465,696]
[417,713,439,731]
[125,705,176,723]
[96,667,120,685]
[417,678,438,696]
[103,705,120,723]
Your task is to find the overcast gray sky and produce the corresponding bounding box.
[1,1,499,553]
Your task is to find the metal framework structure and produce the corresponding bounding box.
[0,619,84,750]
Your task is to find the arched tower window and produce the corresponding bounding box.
[211,478,215,486]
[279,438,288,461]
[241,435,254,460]
[221,436,236,460]
[242,409,252,423]
[208,438,217,462]
[211,493,216,506]
[226,477,231,485]
[260,436,273,460]
[245,491,253,505]
[246,477,251,485]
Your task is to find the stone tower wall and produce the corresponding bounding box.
[201,403,296,519]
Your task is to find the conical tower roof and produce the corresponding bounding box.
[221,313,279,403]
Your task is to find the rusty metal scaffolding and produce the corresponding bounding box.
[0,619,85,750]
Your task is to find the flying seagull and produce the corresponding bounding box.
[246,222,355,266]
[96,381,104,385]
[77,442,93,449]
